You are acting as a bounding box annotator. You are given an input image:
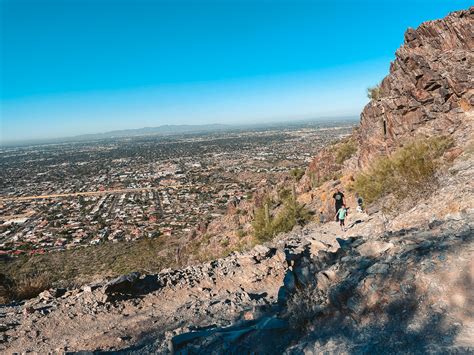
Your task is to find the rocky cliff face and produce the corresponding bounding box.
[298,7,474,219]
[358,7,473,166]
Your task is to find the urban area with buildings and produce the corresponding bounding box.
[0,120,354,256]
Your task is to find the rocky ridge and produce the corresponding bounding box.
[298,6,473,219]
[358,6,473,167]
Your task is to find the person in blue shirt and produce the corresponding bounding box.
[335,204,348,232]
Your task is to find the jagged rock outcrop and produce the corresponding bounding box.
[358,7,474,166]
[299,6,473,219]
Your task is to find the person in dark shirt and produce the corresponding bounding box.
[319,210,325,224]
[333,188,345,219]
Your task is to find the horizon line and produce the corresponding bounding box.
[0,115,359,147]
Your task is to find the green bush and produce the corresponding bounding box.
[367,84,382,100]
[252,195,311,242]
[220,239,229,248]
[236,229,246,238]
[278,187,292,201]
[290,168,305,182]
[335,139,357,165]
[353,136,453,204]
[252,200,273,242]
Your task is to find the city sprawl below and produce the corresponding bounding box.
[0,120,355,255]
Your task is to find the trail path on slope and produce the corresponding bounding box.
[1,198,472,353]
[0,213,367,353]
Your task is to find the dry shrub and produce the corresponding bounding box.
[252,196,311,242]
[0,273,15,304]
[0,273,52,303]
[14,274,52,300]
[286,285,328,330]
[335,138,357,165]
[367,84,382,100]
[353,136,453,204]
[463,140,474,158]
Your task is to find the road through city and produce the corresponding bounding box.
[0,186,190,202]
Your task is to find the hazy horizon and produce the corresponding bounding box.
[0,115,359,146]
[1,0,471,142]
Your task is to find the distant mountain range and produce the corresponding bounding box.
[72,124,232,140]
[1,117,359,147]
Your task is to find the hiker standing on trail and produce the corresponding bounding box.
[355,193,364,212]
[333,188,345,218]
[319,210,325,224]
[336,204,348,232]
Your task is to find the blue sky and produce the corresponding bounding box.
[0,0,471,142]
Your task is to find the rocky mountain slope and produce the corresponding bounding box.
[358,6,473,167]
[1,7,473,354]
[298,6,473,219]
[1,199,472,352]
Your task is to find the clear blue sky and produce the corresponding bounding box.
[0,0,471,142]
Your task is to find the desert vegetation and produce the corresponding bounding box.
[252,194,311,242]
[353,136,453,204]
[0,236,177,303]
[367,84,382,100]
[0,273,52,304]
[290,168,305,182]
[335,138,357,165]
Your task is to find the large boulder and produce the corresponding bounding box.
[103,272,141,295]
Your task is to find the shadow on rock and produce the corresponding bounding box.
[283,224,473,354]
